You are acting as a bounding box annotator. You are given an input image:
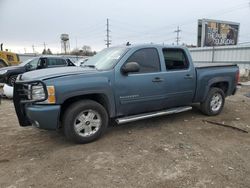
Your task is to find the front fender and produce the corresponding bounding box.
[51,76,116,117]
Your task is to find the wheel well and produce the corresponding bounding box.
[7,74,18,83]
[210,82,229,95]
[60,94,110,121]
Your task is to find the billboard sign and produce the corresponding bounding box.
[197,19,240,47]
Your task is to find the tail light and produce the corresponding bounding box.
[236,70,240,84]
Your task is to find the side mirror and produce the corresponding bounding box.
[37,62,42,69]
[25,64,32,70]
[121,62,140,74]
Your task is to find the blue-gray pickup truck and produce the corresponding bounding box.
[13,44,239,143]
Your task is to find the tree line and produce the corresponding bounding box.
[42,45,96,56]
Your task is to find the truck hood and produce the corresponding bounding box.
[0,65,24,72]
[20,66,97,81]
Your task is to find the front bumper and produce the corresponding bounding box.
[25,104,61,130]
[13,80,60,130]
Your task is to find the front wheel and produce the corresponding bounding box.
[63,100,108,144]
[200,87,225,116]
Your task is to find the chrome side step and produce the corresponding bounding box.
[116,106,192,124]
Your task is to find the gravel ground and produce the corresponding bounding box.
[0,86,250,188]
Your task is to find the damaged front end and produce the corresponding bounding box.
[13,78,48,127]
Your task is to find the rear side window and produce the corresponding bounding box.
[162,49,189,70]
[126,48,160,73]
[56,59,66,66]
[55,59,66,66]
[47,58,66,66]
[47,58,56,66]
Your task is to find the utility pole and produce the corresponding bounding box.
[32,44,35,54]
[43,42,47,51]
[75,37,78,49]
[174,26,181,45]
[105,18,111,48]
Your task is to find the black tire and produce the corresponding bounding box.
[200,87,225,116]
[7,75,17,86]
[63,100,108,144]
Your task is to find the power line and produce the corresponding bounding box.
[111,2,249,45]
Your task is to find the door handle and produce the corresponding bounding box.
[184,74,193,79]
[152,77,164,82]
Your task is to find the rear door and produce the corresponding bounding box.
[160,48,196,107]
[114,48,167,116]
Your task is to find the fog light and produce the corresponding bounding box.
[33,121,40,128]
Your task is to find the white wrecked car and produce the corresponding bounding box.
[3,84,13,98]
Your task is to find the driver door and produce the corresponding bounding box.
[114,48,166,116]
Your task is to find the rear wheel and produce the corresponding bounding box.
[200,87,225,116]
[63,100,108,144]
[7,75,17,86]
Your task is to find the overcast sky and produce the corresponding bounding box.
[0,0,250,53]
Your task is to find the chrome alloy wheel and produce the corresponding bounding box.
[74,110,101,137]
[210,93,223,112]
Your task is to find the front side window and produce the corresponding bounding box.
[126,48,160,73]
[26,58,39,70]
[162,48,189,70]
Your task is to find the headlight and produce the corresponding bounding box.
[30,84,56,104]
[31,85,46,100]
[0,70,7,75]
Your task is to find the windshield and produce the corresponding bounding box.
[84,47,128,70]
[19,57,39,66]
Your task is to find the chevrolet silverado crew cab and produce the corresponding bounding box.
[0,56,75,86]
[13,45,239,143]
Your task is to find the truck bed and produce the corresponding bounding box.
[193,63,238,103]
